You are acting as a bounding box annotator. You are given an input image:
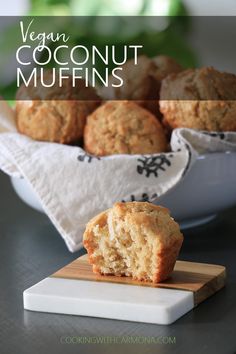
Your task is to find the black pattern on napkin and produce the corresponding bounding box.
[122,192,158,203]
[137,155,172,177]
[77,152,101,163]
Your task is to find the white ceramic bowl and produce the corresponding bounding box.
[11,152,236,229]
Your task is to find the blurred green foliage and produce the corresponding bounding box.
[0,0,197,100]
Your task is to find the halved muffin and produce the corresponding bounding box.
[83,202,183,283]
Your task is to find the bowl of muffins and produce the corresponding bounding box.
[11,55,236,228]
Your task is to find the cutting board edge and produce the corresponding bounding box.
[193,267,226,306]
[51,254,226,305]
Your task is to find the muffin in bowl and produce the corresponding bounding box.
[16,71,101,144]
[159,67,236,131]
[84,100,168,156]
[100,55,182,117]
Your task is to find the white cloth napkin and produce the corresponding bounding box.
[0,100,236,252]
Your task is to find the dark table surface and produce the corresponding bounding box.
[0,170,236,354]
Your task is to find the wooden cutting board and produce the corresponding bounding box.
[23,255,226,325]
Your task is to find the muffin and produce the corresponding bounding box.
[152,55,183,81]
[100,55,182,116]
[84,100,168,156]
[160,67,236,131]
[16,71,100,144]
[83,202,183,283]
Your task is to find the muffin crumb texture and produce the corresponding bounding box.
[83,202,183,283]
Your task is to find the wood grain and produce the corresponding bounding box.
[52,255,226,306]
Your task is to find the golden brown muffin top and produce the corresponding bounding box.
[15,70,101,143]
[160,66,236,101]
[100,55,182,101]
[16,70,100,101]
[152,55,183,82]
[84,100,168,156]
[85,201,183,247]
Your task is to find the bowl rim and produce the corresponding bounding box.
[196,150,236,160]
